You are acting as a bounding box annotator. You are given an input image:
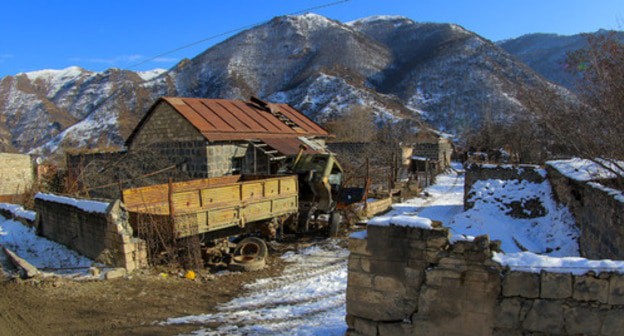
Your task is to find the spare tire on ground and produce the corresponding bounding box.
[228,237,268,272]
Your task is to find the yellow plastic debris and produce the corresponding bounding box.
[159,272,168,278]
[184,270,196,280]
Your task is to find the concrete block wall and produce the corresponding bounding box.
[0,153,34,196]
[346,224,624,335]
[209,142,248,177]
[547,166,624,260]
[35,197,147,271]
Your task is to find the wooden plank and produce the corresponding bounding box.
[2,247,38,278]
[272,195,298,213]
[242,200,272,222]
[264,180,279,197]
[172,190,201,212]
[279,177,297,195]
[201,185,240,207]
[241,182,263,201]
[208,207,239,227]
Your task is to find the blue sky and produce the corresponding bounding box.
[1,0,622,77]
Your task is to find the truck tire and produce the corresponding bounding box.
[228,237,268,272]
[329,212,343,237]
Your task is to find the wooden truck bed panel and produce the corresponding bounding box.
[123,175,299,238]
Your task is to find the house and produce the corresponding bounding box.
[410,131,453,174]
[125,96,331,179]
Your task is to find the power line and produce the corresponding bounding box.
[130,0,350,69]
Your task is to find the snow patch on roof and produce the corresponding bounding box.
[494,251,624,275]
[546,158,624,181]
[35,193,110,213]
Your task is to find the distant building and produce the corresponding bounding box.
[0,153,34,202]
[125,96,331,178]
[411,131,453,174]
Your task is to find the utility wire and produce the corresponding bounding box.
[130,0,350,69]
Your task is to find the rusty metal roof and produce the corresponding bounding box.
[260,137,320,156]
[126,97,329,146]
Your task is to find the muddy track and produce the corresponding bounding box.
[164,239,349,335]
[0,277,46,336]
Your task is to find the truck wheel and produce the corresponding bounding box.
[228,237,268,272]
[329,212,343,237]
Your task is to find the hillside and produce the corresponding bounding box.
[0,14,578,155]
[499,30,624,90]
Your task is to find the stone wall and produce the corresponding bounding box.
[547,166,624,260]
[464,163,546,209]
[35,195,147,271]
[346,224,624,335]
[0,153,34,197]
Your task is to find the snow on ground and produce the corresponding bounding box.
[163,240,349,335]
[451,178,579,257]
[373,162,465,228]
[160,162,624,333]
[0,215,95,275]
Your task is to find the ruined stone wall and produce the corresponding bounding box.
[547,166,624,260]
[347,224,624,336]
[35,196,147,271]
[464,163,546,209]
[0,153,33,197]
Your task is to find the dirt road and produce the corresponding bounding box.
[0,257,285,336]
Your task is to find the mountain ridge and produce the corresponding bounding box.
[0,14,588,155]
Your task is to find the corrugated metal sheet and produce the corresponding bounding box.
[164,97,329,141]
[260,137,320,156]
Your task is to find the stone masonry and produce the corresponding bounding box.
[547,166,624,260]
[464,163,545,209]
[35,196,148,271]
[346,224,624,335]
[0,153,34,198]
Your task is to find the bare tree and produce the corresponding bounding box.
[523,32,624,184]
[324,105,377,143]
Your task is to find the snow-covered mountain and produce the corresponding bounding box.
[0,14,578,154]
[499,30,624,90]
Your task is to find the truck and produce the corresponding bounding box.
[121,150,390,270]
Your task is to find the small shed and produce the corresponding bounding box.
[125,97,331,179]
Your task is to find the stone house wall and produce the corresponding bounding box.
[464,163,546,209]
[412,138,453,173]
[0,153,34,198]
[547,166,624,260]
[35,195,148,271]
[126,102,277,179]
[347,224,624,335]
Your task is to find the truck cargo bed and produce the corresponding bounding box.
[122,175,298,238]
